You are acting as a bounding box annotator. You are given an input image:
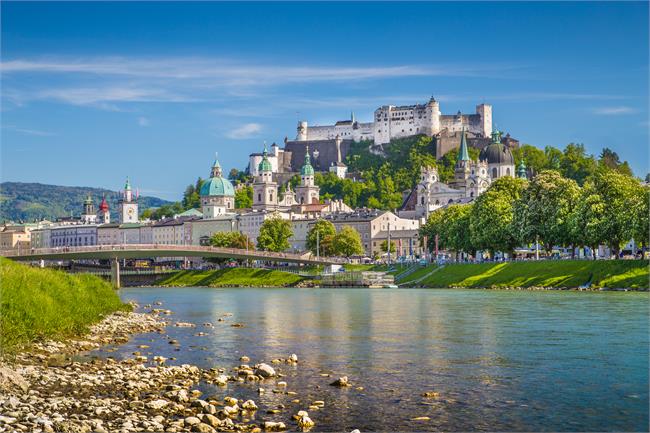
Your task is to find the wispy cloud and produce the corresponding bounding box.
[226,123,262,139]
[138,116,150,127]
[2,125,56,136]
[593,106,636,115]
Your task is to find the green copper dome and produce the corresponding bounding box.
[258,144,273,173]
[301,148,315,176]
[200,158,235,197]
[517,159,528,179]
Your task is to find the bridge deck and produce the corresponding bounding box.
[0,244,344,265]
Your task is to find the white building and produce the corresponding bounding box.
[118,178,139,223]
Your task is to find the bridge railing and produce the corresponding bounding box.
[0,244,346,264]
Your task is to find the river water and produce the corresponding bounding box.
[109,287,648,432]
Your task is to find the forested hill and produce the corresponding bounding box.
[0,182,171,222]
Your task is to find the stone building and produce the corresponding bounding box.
[118,178,139,224]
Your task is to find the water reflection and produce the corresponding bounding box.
[107,288,649,432]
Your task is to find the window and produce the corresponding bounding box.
[492,168,497,178]
[258,193,261,202]
[506,167,511,176]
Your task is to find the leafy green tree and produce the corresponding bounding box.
[257,215,293,252]
[632,184,650,250]
[570,167,641,257]
[210,231,254,250]
[420,204,474,259]
[235,185,253,209]
[544,146,563,170]
[470,177,528,256]
[512,144,547,174]
[513,170,580,253]
[306,219,336,256]
[598,148,633,177]
[380,240,396,254]
[332,226,364,257]
[560,143,597,185]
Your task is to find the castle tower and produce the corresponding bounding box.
[476,104,492,138]
[81,194,97,224]
[426,96,441,135]
[297,121,308,141]
[296,146,320,205]
[118,178,138,223]
[200,156,235,218]
[253,144,278,211]
[97,194,110,224]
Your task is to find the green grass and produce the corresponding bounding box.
[154,267,305,287]
[396,264,439,284]
[0,258,130,354]
[415,260,649,289]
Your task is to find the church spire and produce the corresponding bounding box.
[517,159,528,179]
[211,153,222,178]
[457,128,470,163]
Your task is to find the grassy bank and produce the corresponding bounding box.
[409,260,649,289]
[154,268,305,287]
[0,258,129,354]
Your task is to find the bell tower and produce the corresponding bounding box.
[118,177,139,223]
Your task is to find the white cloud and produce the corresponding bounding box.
[226,123,262,139]
[2,125,55,136]
[593,106,636,115]
[138,117,150,127]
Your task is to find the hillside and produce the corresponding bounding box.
[0,182,171,222]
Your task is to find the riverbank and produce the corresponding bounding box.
[154,268,306,288]
[404,259,649,290]
[0,258,130,354]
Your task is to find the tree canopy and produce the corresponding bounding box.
[306,219,336,256]
[256,215,293,252]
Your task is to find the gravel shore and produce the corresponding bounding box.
[0,305,319,433]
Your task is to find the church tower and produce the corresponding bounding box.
[253,144,278,211]
[119,178,139,223]
[97,194,110,224]
[296,146,320,205]
[81,194,97,224]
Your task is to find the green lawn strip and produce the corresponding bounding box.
[154,268,305,287]
[419,260,648,289]
[0,258,130,354]
[398,265,438,284]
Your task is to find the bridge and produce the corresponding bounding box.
[0,244,345,288]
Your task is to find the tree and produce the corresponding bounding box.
[569,167,641,257]
[512,144,547,175]
[544,146,563,170]
[306,219,336,256]
[560,143,597,185]
[513,170,580,253]
[632,184,650,250]
[469,177,528,256]
[332,226,364,257]
[380,240,396,254]
[598,148,633,177]
[420,204,474,260]
[210,231,254,250]
[257,214,293,252]
[235,185,253,209]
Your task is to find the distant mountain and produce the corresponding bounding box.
[0,182,172,223]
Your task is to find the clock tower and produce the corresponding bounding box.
[119,177,139,223]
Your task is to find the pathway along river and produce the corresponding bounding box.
[102,287,648,432]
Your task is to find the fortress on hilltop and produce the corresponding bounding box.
[248,96,519,177]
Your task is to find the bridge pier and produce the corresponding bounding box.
[110,258,121,289]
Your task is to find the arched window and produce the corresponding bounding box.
[435,199,440,205]
[421,197,425,205]
[258,193,261,202]
[506,167,511,176]
[492,168,497,178]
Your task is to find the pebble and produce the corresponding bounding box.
[330,376,351,387]
[255,363,276,378]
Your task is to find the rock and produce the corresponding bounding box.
[277,381,287,387]
[241,400,258,410]
[223,405,239,417]
[422,391,439,398]
[289,353,298,363]
[185,416,201,426]
[192,422,216,433]
[240,356,250,362]
[203,414,221,428]
[312,400,325,407]
[223,397,238,406]
[146,399,169,410]
[0,367,29,393]
[257,387,265,393]
[214,374,229,386]
[264,421,287,431]
[231,323,245,328]
[350,430,361,433]
[192,399,210,411]
[255,363,276,378]
[330,376,350,387]
[297,414,314,430]
[168,339,179,345]
[46,353,71,368]
[411,416,430,421]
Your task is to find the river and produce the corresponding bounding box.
[106,287,648,432]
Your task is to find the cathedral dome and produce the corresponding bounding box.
[300,148,315,176]
[200,158,235,197]
[479,130,514,165]
[258,157,272,173]
[200,176,235,197]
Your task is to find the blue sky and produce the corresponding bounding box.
[2,1,648,200]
